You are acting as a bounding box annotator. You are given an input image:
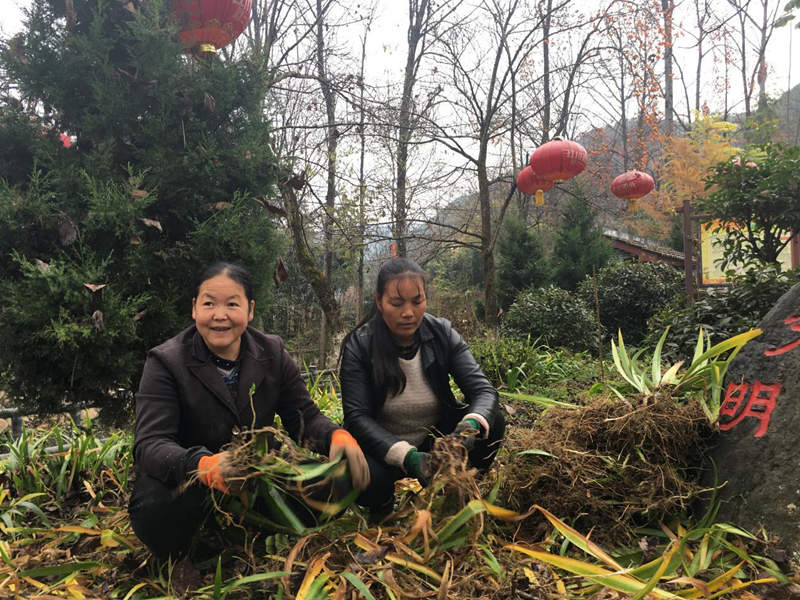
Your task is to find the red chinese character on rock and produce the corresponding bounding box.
[764,315,800,356]
[719,381,780,438]
[719,382,749,418]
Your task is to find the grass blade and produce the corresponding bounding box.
[629,541,678,600]
[652,328,669,385]
[498,391,578,409]
[533,505,623,570]
[504,544,680,598]
[342,572,378,600]
[435,499,486,544]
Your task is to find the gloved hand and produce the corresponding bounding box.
[329,429,371,491]
[197,452,231,494]
[449,417,482,452]
[403,448,433,486]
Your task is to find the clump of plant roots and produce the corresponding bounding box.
[496,395,712,544]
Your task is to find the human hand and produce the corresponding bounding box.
[403,449,433,486]
[329,429,371,491]
[197,452,232,494]
[449,417,481,452]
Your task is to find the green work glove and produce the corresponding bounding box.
[450,417,481,451]
[403,449,433,486]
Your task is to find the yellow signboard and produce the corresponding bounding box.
[700,221,794,285]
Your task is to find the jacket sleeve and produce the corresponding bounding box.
[133,353,211,486]
[444,321,498,425]
[274,344,338,455]
[340,335,404,460]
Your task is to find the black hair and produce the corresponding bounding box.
[340,257,427,397]
[195,262,254,302]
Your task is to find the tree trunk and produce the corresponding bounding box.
[756,0,770,112]
[316,0,338,364]
[478,151,496,330]
[619,50,628,170]
[661,0,674,135]
[281,181,342,335]
[541,0,551,143]
[394,0,430,258]
[357,19,369,324]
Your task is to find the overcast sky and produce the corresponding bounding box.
[1,1,798,108]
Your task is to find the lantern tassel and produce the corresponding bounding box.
[535,189,544,206]
[196,43,217,58]
[627,198,638,213]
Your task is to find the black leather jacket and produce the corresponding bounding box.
[339,313,498,460]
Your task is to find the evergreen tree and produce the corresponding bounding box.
[0,0,280,414]
[551,193,613,291]
[496,216,550,309]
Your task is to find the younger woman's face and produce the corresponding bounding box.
[192,274,254,360]
[376,275,427,345]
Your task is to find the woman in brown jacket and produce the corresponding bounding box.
[129,262,369,560]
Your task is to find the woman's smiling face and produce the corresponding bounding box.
[192,273,254,360]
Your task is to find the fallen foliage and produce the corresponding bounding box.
[0,406,796,599]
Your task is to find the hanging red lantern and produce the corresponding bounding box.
[516,166,555,206]
[610,170,654,213]
[529,139,587,182]
[173,0,252,57]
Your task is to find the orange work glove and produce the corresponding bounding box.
[197,452,230,494]
[329,429,370,491]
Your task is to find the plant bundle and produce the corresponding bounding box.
[496,396,711,544]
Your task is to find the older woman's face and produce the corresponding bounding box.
[192,274,254,360]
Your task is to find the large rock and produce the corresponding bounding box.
[711,282,800,561]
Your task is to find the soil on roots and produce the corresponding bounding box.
[496,395,712,545]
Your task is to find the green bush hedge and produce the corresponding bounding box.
[646,265,800,360]
[470,334,597,395]
[577,261,684,345]
[501,285,599,352]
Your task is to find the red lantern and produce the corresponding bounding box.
[529,139,587,182]
[610,170,654,213]
[173,0,252,56]
[516,166,555,206]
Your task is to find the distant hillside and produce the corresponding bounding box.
[774,82,800,144]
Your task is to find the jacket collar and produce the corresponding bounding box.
[186,327,270,423]
[417,314,437,370]
[418,313,435,343]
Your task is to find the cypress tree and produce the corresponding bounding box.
[496,216,550,309]
[552,193,613,291]
[0,0,280,414]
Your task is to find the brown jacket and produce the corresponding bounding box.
[133,326,337,487]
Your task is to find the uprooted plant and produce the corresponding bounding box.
[496,327,764,543]
[609,326,762,422]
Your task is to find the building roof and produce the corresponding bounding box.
[602,228,685,266]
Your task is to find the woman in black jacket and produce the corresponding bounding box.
[130,262,369,560]
[339,258,504,511]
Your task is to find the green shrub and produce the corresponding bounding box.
[0,2,279,414]
[551,192,614,291]
[577,261,684,345]
[646,265,800,360]
[470,334,597,394]
[501,285,599,352]
[496,216,550,308]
